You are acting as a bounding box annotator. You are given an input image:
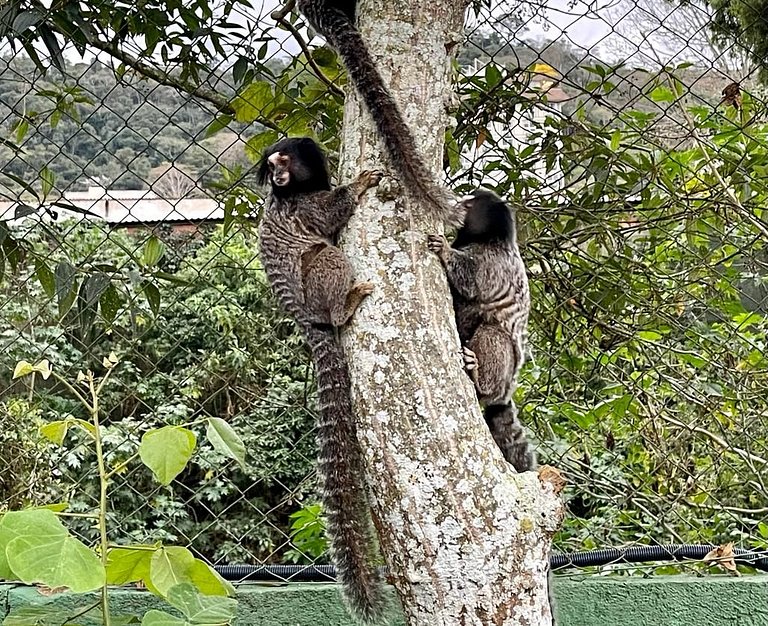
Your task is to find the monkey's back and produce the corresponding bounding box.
[258,195,334,324]
[453,242,530,365]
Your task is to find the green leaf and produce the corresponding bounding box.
[204,114,233,138]
[141,611,189,626]
[106,546,154,585]
[15,117,29,144]
[0,509,104,592]
[187,560,235,597]
[11,9,45,33]
[166,583,238,621]
[484,63,502,87]
[149,546,196,598]
[55,261,77,317]
[100,283,124,324]
[206,418,246,469]
[139,426,197,485]
[232,56,249,85]
[649,85,675,103]
[12,361,34,379]
[1,170,40,201]
[40,166,54,198]
[31,502,69,513]
[232,82,273,123]
[83,272,110,306]
[12,359,51,380]
[142,236,166,268]
[70,418,96,438]
[147,548,233,601]
[244,131,279,162]
[35,259,56,298]
[610,130,621,151]
[144,282,161,316]
[39,420,69,446]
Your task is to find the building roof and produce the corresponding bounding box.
[0,187,225,226]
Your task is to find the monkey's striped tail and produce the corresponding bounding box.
[297,0,459,224]
[303,323,388,624]
[484,402,537,473]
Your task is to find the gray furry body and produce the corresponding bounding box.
[297,0,457,221]
[257,137,387,624]
[428,189,535,473]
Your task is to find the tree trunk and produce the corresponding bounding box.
[336,0,565,624]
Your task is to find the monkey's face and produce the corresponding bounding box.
[258,137,332,196]
[267,152,292,187]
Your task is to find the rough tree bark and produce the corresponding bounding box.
[336,0,565,624]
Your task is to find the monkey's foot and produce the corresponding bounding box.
[462,346,478,371]
[336,281,375,326]
[355,281,375,297]
[427,234,448,255]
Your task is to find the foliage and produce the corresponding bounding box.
[0,222,317,563]
[709,0,768,80]
[453,64,768,552]
[284,503,328,564]
[0,56,247,193]
[3,358,238,624]
[1,0,767,580]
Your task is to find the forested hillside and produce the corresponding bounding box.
[1,37,733,201]
[0,56,249,194]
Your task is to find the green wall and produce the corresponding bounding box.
[2,576,767,625]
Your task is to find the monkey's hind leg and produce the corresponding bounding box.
[303,245,372,328]
[464,325,513,404]
[339,281,374,326]
[484,403,537,473]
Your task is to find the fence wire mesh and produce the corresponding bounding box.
[1,0,768,590]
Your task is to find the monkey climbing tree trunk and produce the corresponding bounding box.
[336,0,565,624]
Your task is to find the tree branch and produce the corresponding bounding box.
[271,0,345,98]
[80,37,281,131]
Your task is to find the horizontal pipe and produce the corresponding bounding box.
[213,544,768,581]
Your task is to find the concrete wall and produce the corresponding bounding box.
[2,577,767,625]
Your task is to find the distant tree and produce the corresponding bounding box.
[709,0,768,79]
[602,0,752,76]
[149,162,198,198]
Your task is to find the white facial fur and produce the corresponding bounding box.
[268,152,290,186]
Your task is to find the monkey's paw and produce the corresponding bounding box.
[356,169,385,191]
[355,281,375,296]
[462,346,478,371]
[427,234,448,255]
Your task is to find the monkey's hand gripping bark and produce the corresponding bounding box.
[349,169,384,200]
[427,233,450,259]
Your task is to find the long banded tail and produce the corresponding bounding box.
[297,0,456,221]
[484,402,537,473]
[303,323,387,624]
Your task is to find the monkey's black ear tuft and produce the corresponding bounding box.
[256,154,271,186]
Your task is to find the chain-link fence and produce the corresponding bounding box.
[1,0,768,598]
